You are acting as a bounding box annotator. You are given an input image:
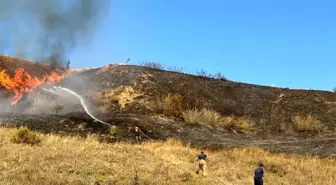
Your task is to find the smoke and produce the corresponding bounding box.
[0,0,110,67]
[43,86,111,126]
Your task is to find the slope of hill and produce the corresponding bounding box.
[0,56,335,157]
[0,55,65,77]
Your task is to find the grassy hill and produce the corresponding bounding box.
[0,56,336,156]
[61,62,336,134]
[0,56,336,184]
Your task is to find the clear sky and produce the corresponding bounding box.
[69,0,336,91]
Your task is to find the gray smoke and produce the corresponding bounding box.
[0,0,110,67]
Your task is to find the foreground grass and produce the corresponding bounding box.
[0,128,335,185]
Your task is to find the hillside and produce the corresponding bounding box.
[0,55,65,77]
[0,56,336,157]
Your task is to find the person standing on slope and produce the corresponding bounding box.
[196,151,207,175]
[254,163,264,185]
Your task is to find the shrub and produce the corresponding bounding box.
[195,69,211,78]
[182,108,253,133]
[292,115,325,133]
[156,94,183,117]
[11,126,41,145]
[182,108,222,126]
[221,116,254,133]
[167,66,186,73]
[139,61,165,70]
[199,108,222,126]
[182,108,202,124]
[109,125,122,140]
[195,69,227,80]
[213,71,227,80]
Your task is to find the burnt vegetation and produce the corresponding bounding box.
[0,57,336,157]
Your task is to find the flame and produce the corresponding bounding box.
[0,68,64,105]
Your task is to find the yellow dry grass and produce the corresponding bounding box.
[182,108,221,126]
[182,108,253,133]
[221,115,254,133]
[91,86,143,111]
[0,127,334,185]
[292,115,325,133]
[155,94,183,117]
[181,108,203,123]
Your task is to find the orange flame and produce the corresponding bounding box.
[0,68,64,105]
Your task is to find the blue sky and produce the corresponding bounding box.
[69,0,336,91]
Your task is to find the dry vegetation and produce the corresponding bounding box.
[90,86,143,112]
[10,126,41,145]
[182,108,253,133]
[155,94,253,133]
[292,115,326,133]
[0,127,334,185]
[155,94,184,117]
[139,61,165,70]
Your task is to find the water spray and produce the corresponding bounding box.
[42,86,111,127]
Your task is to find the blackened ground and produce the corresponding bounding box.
[0,113,335,158]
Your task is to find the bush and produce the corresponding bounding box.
[195,69,227,80]
[182,108,202,124]
[199,108,222,126]
[167,66,186,73]
[182,108,222,126]
[221,116,254,133]
[182,108,253,133]
[156,94,183,117]
[11,126,41,145]
[212,71,227,80]
[292,115,325,133]
[195,69,211,78]
[140,61,165,70]
[109,125,122,139]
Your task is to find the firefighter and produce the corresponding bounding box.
[196,151,207,175]
[254,163,264,185]
[134,126,141,141]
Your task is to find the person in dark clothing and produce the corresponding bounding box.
[254,163,264,185]
[134,126,141,141]
[196,151,207,174]
[198,151,207,161]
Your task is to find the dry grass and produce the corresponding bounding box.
[10,126,41,145]
[182,108,221,126]
[182,108,254,133]
[181,108,203,124]
[292,115,326,133]
[155,94,183,117]
[0,128,334,185]
[91,86,143,112]
[221,116,254,133]
[199,108,222,125]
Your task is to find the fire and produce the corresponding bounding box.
[0,68,64,105]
